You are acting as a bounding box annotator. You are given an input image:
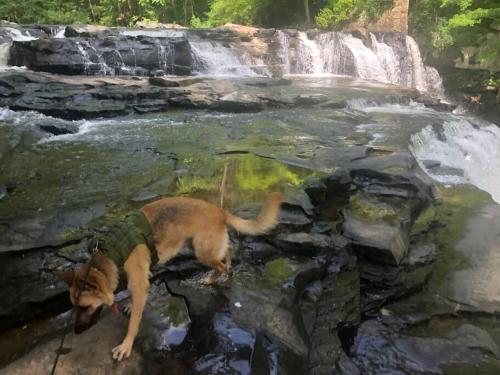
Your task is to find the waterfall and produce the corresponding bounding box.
[75,40,113,75]
[0,27,38,69]
[0,43,11,67]
[341,34,388,82]
[54,27,66,38]
[369,33,400,84]
[404,35,427,92]
[276,30,443,95]
[410,120,500,203]
[189,37,257,77]
[295,32,322,74]
[276,30,291,75]
[1,24,445,94]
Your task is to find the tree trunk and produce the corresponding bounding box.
[303,0,311,25]
[88,0,95,22]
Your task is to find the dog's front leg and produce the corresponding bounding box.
[112,280,148,361]
[112,245,151,361]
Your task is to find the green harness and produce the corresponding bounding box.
[88,211,159,269]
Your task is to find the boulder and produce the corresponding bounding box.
[9,35,193,76]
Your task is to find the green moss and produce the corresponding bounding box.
[411,205,437,235]
[348,192,399,222]
[176,154,312,210]
[415,185,493,294]
[160,296,190,327]
[261,258,296,288]
[383,166,405,174]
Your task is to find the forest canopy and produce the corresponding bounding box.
[0,0,498,58]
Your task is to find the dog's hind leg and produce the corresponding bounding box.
[224,246,233,274]
[112,245,150,361]
[194,230,229,285]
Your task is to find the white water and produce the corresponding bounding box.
[276,30,291,75]
[410,120,500,203]
[275,31,444,95]
[54,27,66,38]
[189,38,258,77]
[295,32,322,74]
[120,29,185,38]
[0,27,38,69]
[404,35,427,92]
[342,34,388,82]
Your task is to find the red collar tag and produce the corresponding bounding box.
[111,303,120,315]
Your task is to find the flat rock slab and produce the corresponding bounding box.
[2,312,141,375]
[450,204,500,313]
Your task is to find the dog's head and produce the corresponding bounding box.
[56,267,115,334]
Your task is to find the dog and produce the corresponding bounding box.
[56,192,282,361]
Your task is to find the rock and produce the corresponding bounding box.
[342,211,410,266]
[64,24,111,37]
[2,312,142,375]
[272,232,334,254]
[135,21,187,29]
[148,76,180,87]
[9,35,193,76]
[307,259,360,375]
[351,320,500,374]
[242,77,292,87]
[215,91,266,112]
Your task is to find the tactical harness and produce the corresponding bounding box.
[88,211,159,271]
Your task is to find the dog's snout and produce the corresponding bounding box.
[74,323,89,334]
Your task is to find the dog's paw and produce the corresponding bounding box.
[112,340,133,361]
[201,275,217,285]
[123,303,132,316]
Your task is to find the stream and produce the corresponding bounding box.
[0,24,499,374]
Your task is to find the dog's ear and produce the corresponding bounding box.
[55,270,75,285]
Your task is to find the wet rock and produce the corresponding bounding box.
[307,257,361,375]
[9,35,193,76]
[242,77,291,87]
[165,257,326,374]
[272,232,333,254]
[351,320,499,374]
[64,24,111,37]
[294,94,330,106]
[1,312,142,375]
[134,282,190,356]
[215,91,266,112]
[342,211,410,266]
[38,124,77,135]
[303,177,328,205]
[359,242,436,312]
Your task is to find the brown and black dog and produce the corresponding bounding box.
[56,193,282,361]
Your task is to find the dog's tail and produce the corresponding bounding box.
[224,192,283,235]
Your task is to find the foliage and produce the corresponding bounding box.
[0,0,383,29]
[204,0,263,27]
[314,0,394,29]
[410,0,500,58]
[0,0,210,27]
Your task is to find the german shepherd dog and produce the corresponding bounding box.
[56,193,282,361]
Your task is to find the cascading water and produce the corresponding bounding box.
[276,30,444,95]
[189,37,257,77]
[404,35,427,92]
[342,33,388,82]
[0,27,38,69]
[410,119,500,203]
[0,24,445,95]
[276,30,291,75]
[295,31,322,74]
[75,41,113,75]
[369,33,400,84]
